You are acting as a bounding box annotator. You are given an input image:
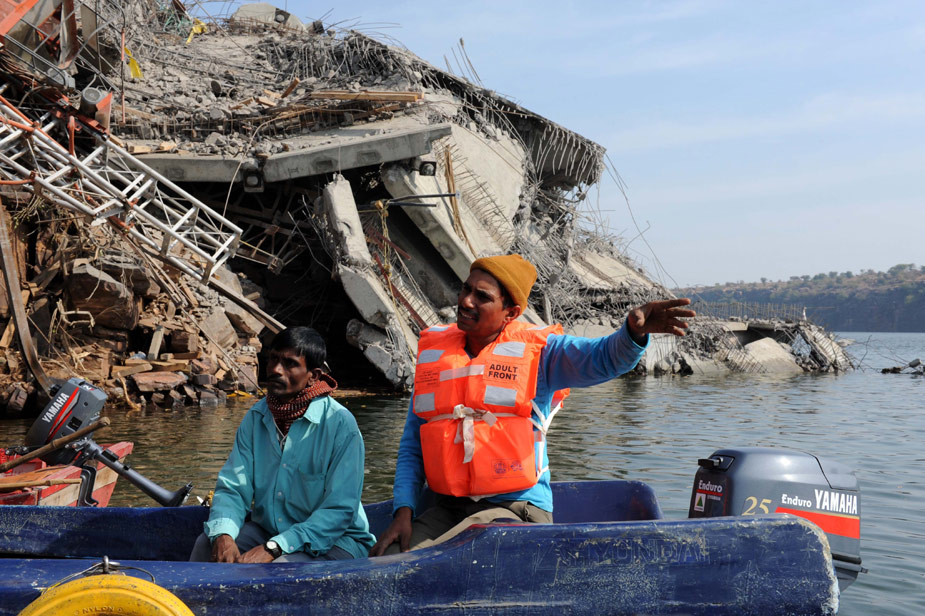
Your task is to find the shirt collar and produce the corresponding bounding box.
[303,397,325,423]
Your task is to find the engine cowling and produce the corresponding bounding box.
[688,446,862,590]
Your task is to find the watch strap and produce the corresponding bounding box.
[264,540,283,558]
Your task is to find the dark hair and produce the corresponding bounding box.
[499,285,514,308]
[268,327,326,370]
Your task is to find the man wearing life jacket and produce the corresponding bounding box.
[369,254,694,555]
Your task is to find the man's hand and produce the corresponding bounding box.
[237,544,277,564]
[210,534,240,563]
[369,507,413,556]
[627,298,695,340]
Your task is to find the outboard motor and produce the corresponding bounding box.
[22,378,193,507]
[688,447,863,590]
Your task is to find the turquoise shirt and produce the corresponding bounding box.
[204,396,374,559]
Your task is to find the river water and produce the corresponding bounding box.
[2,332,923,615]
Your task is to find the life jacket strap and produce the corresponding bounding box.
[427,405,519,463]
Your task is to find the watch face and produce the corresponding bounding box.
[266,540,278,550]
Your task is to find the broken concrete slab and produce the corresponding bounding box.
[140,124,452,185]
[743,338,805,374]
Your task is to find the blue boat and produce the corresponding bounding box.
[0,478,845,616]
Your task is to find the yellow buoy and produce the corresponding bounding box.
[18,575,194,616]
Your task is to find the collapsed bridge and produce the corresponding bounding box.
[0,0,851,413]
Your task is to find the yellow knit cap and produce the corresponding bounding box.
[470,254,537,309]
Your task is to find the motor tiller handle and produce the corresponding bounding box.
[0,417,110,473]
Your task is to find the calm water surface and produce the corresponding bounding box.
[2,332,922,615]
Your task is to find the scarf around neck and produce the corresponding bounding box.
[266,373,337,436]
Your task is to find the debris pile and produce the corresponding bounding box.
[882,358,923,376]
[0,199,265,414]
[0,0,853,415]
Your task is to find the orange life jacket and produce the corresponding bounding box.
[413,321,569,497]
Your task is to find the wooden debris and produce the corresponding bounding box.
[230,98,254,110]
[147,326,165,360]
[149,359,190,372]
[160,351,200,361]
[281,78,300,98]
[111,363,152,379]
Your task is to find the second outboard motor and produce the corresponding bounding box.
[688,446,863,590]
[24,378,193,507]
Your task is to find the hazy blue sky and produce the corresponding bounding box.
[268,0,923,287]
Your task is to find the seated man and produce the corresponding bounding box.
[370,254,694,555]
[190,326,374,562]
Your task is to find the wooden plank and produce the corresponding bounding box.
[0,478,82,492]
[31,262,61,290]
[178,281,199,308]
[160,351,200,361]
[123,106,157,120]
[309,90,422,102]
[230,98,254,110]
[149,359,190,372]
[281,78,300,98]
[147,325,165,360]
[111,363,152,379]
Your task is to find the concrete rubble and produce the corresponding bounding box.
[0,0,853,414]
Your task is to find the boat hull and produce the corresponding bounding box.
[0,481,839,615]
[0,442,134,507]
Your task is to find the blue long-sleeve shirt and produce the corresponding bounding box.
[204,396,375,559]
[392,324,648,515]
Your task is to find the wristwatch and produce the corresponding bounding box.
[264,539,283,559]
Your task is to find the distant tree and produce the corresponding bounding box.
[828,271,838,278]
[843,271,853,278]
[761,277,768,284]
[801,275,811,282]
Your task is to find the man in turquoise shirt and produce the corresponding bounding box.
[190,327,374,562]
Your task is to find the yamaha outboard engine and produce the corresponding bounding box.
[23,378,193,507]
[688,447,863,590]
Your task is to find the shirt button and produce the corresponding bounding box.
[282,464,287,469]
[278,518,282,522]
[278,491,283,497]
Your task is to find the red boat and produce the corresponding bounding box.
[0,442,134,506]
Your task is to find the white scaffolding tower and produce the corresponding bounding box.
[0,91,241,283]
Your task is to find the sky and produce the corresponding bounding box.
[254,0,923,288]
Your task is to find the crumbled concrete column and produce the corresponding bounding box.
[323,175,416,387]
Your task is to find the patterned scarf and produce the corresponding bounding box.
[266,374,337,436]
